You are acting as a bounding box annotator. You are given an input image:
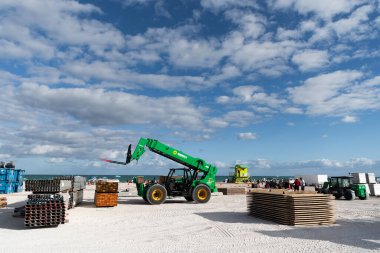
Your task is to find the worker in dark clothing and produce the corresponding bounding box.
[294,178,300,191]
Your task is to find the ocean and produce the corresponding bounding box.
[25,174,291,182]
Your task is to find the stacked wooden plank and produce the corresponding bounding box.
[218,187,246,195]
[95,180,118,207]
[96,180,118,193]
[0,196,7,208]
[24,194,67,228]
[247,191,336,226]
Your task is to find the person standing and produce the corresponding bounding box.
[294,178,300,191]
[300,177,306,191]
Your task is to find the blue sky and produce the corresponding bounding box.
[0,0,380,176]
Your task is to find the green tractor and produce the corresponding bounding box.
[322,176,369,200]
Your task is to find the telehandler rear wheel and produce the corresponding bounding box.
[192,184,211,204]
[146,184,167,205]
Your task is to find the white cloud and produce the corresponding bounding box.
[200,0,259,12]
[341,115,358,123]
[30,145,73,155]
[271,0,361,20]
[284,107,303,114]
[48,157,66,163]
[225,10,267,39]
[238,132,257,140]
[17,83,204,129]
[168,38,224,68]
[0,0,124,60]
[231,40,299,74]
[208,110,255,128]
[287,70,379,115]
[119,0,154,6]
[292,50,329,71]
[216,85,286,111]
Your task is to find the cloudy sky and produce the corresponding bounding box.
[0,0,380,176]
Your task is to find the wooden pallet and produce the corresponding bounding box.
[218,187,246,195]
[0,197,7,208]
[95,180,118,193]
[247,192,336,226]
[94,192,118,207]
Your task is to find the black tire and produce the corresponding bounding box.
[344,190,355,200]
[192,184,211,204]
[146,184,167,205]
[334,193,342,199]
[184,196,193,202]
[142,193,149,203]
[359,192,369,200]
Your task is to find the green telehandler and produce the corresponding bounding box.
[103,138,218,205]
[322,176,369,200]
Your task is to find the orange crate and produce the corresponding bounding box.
[94,192,118,207]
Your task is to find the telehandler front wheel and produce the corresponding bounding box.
[184,196,193,202]
[344,190,355,200]
[146,184,167,205]
[192,184,211,204]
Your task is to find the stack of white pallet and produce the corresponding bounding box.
[352,172,379,196]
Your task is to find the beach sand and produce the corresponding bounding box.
[0,183,379,253]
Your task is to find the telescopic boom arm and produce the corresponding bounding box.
[103,138,218,175]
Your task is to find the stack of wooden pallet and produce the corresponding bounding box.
[0,196,7,208]
[218,187,246,195]
[247,191,335,226]
[94,180,118,207]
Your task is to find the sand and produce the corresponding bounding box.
[0,183,379,253]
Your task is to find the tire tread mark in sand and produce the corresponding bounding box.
[214,223,234,238]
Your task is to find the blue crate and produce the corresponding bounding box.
[15,169,25,182]
[0,169,25,183]
[13,182,23,193]
[0,182,15,194]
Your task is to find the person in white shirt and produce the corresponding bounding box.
[300,177,306,191]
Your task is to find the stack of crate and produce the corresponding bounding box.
[95,180,118,207]
[365,173,380,196]
[247,191,336,226]
[24,194,67,228]
[0,197,7,208]
[351,172,380,196]
[0,162,25,194]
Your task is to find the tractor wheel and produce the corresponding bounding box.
[359,192,369,200]
[142,193,149,203]
[344,190,356,200]
[334,193,342,199]
[184,196,193,202]
[146,184,167,205]
[192,184,211,204]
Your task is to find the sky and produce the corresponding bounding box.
[0,0,380,176]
